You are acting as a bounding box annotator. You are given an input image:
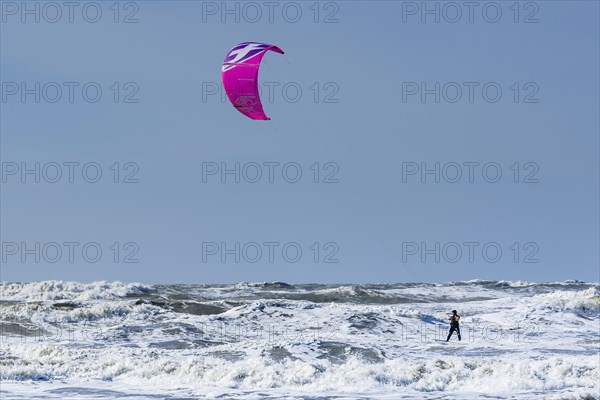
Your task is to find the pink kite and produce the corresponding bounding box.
[221,42,284,120]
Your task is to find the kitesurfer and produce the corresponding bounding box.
[446,310,461,342]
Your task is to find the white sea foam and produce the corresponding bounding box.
[1,280,598,399]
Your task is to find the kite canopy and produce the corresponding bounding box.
[221,42,284,120]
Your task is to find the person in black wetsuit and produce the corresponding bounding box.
[446,310,461,342]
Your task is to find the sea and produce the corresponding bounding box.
[1,280,598,399]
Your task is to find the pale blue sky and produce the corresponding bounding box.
[1,1,598,283]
